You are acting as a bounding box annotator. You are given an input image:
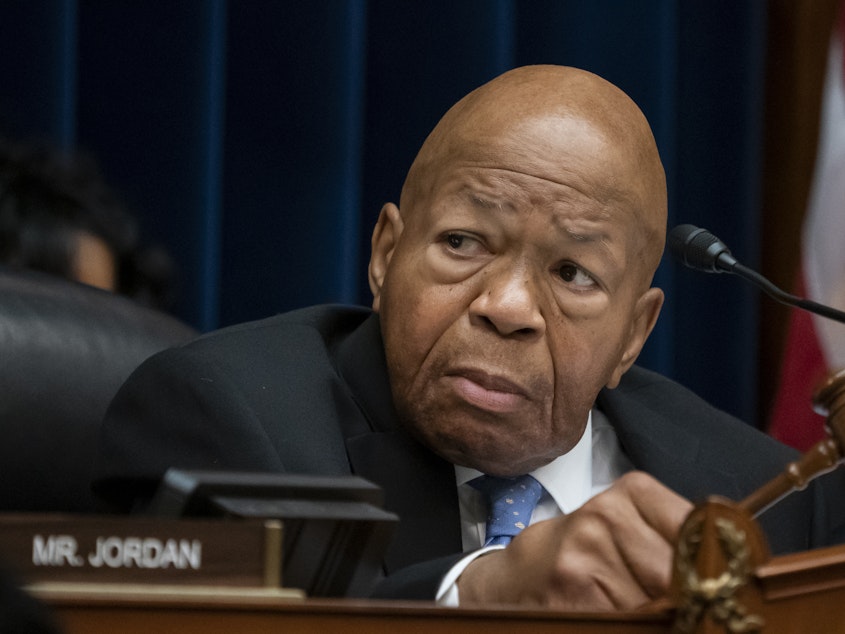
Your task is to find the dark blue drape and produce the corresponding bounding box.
[0,0,767,425]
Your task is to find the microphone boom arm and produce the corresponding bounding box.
[731,262,845,325]
[668,224,845,325]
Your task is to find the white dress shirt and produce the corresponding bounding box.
[436,408,633,605]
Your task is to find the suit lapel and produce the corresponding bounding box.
[597,368,744,502]
[346,431,460,573]
[335,312,462,572]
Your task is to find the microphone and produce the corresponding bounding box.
[668,224,845,325]
[668,224,738,273]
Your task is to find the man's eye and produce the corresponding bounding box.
[558,263,595,288]
[441,232,488,258]
[446,233,466,249]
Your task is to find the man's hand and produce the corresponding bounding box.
[456,471,693,611]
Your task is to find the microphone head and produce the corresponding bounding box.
[667,224,738,273]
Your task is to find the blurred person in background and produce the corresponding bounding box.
[0,138,175,311]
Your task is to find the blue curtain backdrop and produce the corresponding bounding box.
[0,0,767,426]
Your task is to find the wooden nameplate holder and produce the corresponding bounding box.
[666,369,845,633]
[0,514,304,599]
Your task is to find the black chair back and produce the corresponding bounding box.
[0,267,198,512]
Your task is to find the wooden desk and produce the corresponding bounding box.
[31,542,845,634]
[34,585,671,634]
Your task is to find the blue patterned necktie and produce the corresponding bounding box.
[470,474,544,547]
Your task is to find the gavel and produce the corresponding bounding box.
[740,368,845,517]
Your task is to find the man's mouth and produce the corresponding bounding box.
[445,368,529,413]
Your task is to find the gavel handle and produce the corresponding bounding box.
[739,436,843,517]
[741,368,845,517]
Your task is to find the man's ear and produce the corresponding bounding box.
[368,203,404,312]
[606,287,664,389]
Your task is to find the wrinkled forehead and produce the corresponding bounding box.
[409,109,664,227]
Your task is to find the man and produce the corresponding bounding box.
[92,65,844,610]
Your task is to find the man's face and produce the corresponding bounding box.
[371,116,662,476]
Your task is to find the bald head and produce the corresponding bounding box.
[401,65,667,280]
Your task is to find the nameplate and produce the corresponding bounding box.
[0,514,283,588]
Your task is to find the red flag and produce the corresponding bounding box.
[769,9,845,450]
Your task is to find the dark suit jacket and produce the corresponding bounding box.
[92,305,845,599]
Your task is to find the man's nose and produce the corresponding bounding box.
[468,265,546,337]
